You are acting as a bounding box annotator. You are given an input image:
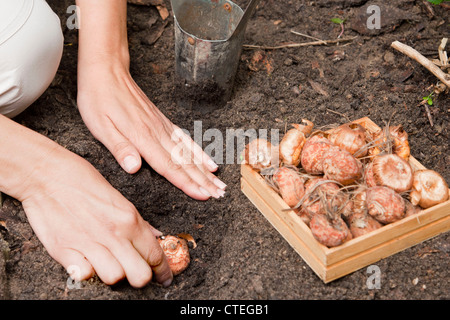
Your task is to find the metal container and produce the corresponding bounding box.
[172,0,247,112]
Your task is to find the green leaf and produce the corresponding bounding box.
[427,0,443,5]
[427,98,433,105]
[331,18,345,24]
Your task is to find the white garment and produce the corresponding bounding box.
[0,0,63,118]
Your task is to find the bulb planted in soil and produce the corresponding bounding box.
[158,235,190,276]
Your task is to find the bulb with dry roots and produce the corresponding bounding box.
[309,213,352,247]
[370,154,413,193]
[347,212,383,238]
[369,125,410,161]
[273,167,305,208]
[328,123,367,157]
[300,135,334,174]
[363,161,377,188]
[158,235,190,276]
[299,177,344,218]
[389,125,410,161]
[322,146,363,186]
[366,186,406,224]
[243,139,279,172]
[410,170,449,209]
[404,200,422,218]
[279,120,314,166]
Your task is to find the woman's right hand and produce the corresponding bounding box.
[0,115,173,288]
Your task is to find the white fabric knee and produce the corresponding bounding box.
[0,0,64,118]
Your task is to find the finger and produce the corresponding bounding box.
[172,127,219,173]
[149,225,163,238]
[169,138,226,198]
[108,240,154,288]
[139,137,214,200]
[178,136,227,191]
[132,225,173,287]
[96,119,142,174]
[83,244,126,286]
[56,248,95,281]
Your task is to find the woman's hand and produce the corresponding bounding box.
[0,115,173,288]
[76,63,226,200]
[74,0,226,201]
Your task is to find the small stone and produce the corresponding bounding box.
[284,58,293,66]
[383,51,395,64]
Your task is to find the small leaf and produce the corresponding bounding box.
[427,0,443,5]
[427,98,433,105]
[331,18,344,24]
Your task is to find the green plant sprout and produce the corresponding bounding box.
[422,92,434,106]
[331,18,347,38]
[427,0,450,5]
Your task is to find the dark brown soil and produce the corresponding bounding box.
[0,0,449,300]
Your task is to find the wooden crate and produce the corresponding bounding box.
[240,117,450,283]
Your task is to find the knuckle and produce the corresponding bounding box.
[119,209,140,229]
[148,247,165,268]
[112,141,132,158]
[165,158,183,174]
[131,270,153,288]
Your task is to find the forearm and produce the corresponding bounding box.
[0,115,61,201]
[76,0,130,70]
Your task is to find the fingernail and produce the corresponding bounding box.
[217,189,226,198]
[199,187,211,198]
[151,228,163,237]
[207,159,218,170]
[214,178,227,190]
[162,278,173,288]
[123,155,139,173]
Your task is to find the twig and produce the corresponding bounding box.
[424,104,434,127]
[419,99,434,127]
[391,40,450,88]
[243,36,357,50]
[438,38,448,69]
[326,108,351,122]
[290,30,327,44]
[421,0,435,18]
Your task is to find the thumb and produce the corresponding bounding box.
[98,126,142,174]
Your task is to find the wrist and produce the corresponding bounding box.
[0,116,62,201]
[76,0,130,76]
